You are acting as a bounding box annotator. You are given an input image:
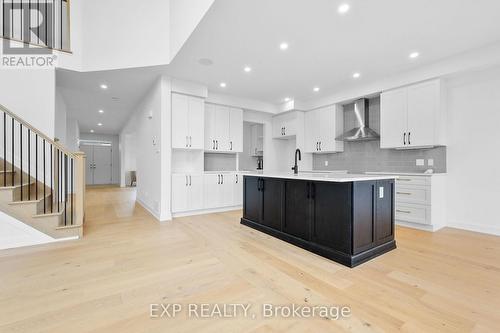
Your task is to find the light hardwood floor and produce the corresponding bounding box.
[0,186,499,332]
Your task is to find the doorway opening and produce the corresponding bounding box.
[80,140,114,185]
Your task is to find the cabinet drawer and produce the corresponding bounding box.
[396,186,431,205]
[395,203,430,225]
[396,176,430,186]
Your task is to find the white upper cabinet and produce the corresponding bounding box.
[304,105,344,153]
[380,80,445,149]
[205,104,243,153]
[229,108,243,152]
[380,88,408,148]
[172,93,205,150]
[272,112,297,138]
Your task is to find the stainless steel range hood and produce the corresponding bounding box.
[336,98,380,142]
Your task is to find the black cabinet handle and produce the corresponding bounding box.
[408,132,411,145]
[284,127,286,135]
[186,175,188,186]
[236,174,238,183]
[257,178,262,191]
[221,174,224,184]
[212,139,215,150]
[189,175,192,186]
[218,175,220,184]
[319,142,321,151]
[230,141,233,150]
[403,133,406,145]
[316,142,318,151]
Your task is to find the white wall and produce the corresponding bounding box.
[80,0,170,71]
[445,66,500,235]
[170,0,215,60]
[55,91,68,145]
[65,117,80,152]
[0,69,55,138]
[79,133,120,185]
[121,76,171,221]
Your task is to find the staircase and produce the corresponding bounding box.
[0,104,85,239]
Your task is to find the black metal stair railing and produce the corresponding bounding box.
[0,0,70,52]
[0,104,76,226]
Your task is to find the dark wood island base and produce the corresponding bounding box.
[240,175,397,268]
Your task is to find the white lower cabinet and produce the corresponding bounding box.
[203,173,243,209]
[368,173,446,231]
[233,173,243,206]
[172,174,203,213]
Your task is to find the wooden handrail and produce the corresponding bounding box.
[0,103,77,158]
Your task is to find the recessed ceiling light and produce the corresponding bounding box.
[98,109,104,114]
[90,130,94,133]
[100,84,108,90]
[338,3,350,14]
[244,66,252,73]
[97,123,103,127]
[313,87,320,92]
[409,52,420,59]
[279,42,289,50]
[220,82,227,88]
[284,97,291,102]
[352,72,361,79]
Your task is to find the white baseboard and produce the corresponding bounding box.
[136,198,161,220]
[172,206,242,218]
[446,221,500,236]
[396,220,445,232]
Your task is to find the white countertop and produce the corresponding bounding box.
[365,171,446,177]
[242,171,397,183]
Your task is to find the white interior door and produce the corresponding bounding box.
[81,145,94,185]
[92,146,113,185]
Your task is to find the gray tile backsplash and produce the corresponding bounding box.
[312,97,447,173]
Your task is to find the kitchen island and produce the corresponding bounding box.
[240,173,397,267]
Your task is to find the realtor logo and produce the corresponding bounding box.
[2,1,54,55]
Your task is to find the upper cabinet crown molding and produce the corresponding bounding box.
[204,103,243,153]
[172,93,205,150]
[380,79,446,149]
[304,105,344,153]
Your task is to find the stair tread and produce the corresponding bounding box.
[0,181,36,190]
[9,194,52,205]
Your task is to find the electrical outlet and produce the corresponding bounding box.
[324,160,329,166]
[416,159,425,166]
[428,159,434,166]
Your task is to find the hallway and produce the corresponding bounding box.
[0,187,499,332]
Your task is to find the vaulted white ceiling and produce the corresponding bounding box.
[167,0,500,104]
[58,0,500,134]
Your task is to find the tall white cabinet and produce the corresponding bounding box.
[172,93,205,150]
[304,105,344,153]
[205,104,243,152]
[380,80,446,149]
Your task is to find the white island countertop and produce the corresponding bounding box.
[241,172,397,183]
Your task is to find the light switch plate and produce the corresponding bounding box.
[428,159,434,166]
[379,187,384,198]
[324,160,328,166]
[416,159,425,166]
